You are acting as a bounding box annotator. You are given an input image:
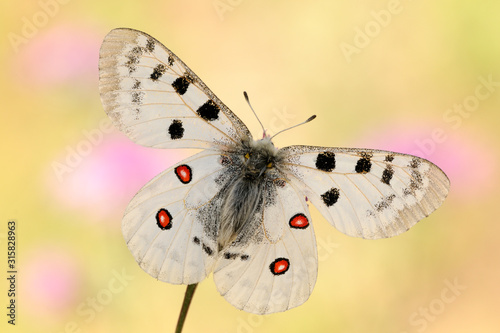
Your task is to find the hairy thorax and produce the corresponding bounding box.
[218,137,283,250]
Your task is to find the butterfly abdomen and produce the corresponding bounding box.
[218,177,264,250]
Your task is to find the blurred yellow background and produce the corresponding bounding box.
[1,0,499,332]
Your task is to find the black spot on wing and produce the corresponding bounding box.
[131,91,144,104]
[374,194,396,212]
[171,76,190,95]
[132,80,141,90]
[403,170,424,196]
[125,46,144,74]
[315,151,336,172]
[409,157,421,169]
[125,53,139,67]
[273,178,286,188]
[321,187,340,207]
[385,154,394,162]
[381,165,394,185]
[355,153,372,173]
[167,56,174,66]
[197,100,220,121]
[146,38,155,52]
[150,64,167,81]
[224,252,238,260]
[202,243,213,256]
[192,236,214,256]
[168,119,184,140]
[219,155,232,166]
[224,252,250,261]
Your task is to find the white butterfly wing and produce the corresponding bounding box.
[123,150,234,284]
[99,28,251,150]
[213,179,317,314]
[280,146,450,239]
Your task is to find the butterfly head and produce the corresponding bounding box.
[241,137,280,180]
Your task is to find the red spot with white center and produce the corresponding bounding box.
[175,164,192,184]
[270,258,290,275]
[156,209,172,230]
[289,213,309,229]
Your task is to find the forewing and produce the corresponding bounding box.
[123,150,234,284]
[99,28,251,150]
[213,179,317,314]
[280,146,450,239]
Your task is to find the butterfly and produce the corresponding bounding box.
[99,28,450,314]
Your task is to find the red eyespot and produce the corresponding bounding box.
[270,258,290,275]
[156,209,172,230]
[175,165,192,184]
[289,213,309,229]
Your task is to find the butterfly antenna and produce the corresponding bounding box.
[244,91,266,135]
[270,115,317,140]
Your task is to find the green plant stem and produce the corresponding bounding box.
[175,284,198,333]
